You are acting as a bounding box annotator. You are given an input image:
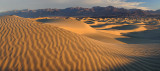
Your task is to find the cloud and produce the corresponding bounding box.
[51,0,149,10]
[79,0,149,10]
[102,0,149,10]
[0,0,149,11]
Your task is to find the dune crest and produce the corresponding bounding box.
[0,16,160,71]
[36,18,96,34]
[35,17,125,44]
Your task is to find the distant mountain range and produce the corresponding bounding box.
[0,6,160,18]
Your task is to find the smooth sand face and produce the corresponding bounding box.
[36,18,97,34]
[0,16,160,71]
[35,18,125,44]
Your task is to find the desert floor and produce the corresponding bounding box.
[0,15,160,71]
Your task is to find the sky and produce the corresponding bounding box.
[0,0,160,12]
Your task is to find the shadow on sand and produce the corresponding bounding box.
[101,25,139,30]
[116,29,160,44]
[109,54,160,71]
[37,19,57,23]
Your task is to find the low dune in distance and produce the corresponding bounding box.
[35,18,126,44]
[80,17,160,44]
[0,16,160,71]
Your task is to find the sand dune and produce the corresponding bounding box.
[97,25,147,36]
[35,17,160,44]
[0,16,160,71]
[122,29,160,39]
[81,17,160,44]
[36,18,125,44]
[36,18,96,34]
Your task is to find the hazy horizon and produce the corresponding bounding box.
[0,0,160,12]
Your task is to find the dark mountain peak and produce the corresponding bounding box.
[65,7,86,10]
[0,6,158,18]
[106,6,115,8]
[155,9,160,12]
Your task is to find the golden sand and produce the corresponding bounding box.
[0,16,160,71]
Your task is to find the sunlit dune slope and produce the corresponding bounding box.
[0,16,160,71]
[36,18,96,34]
[36,18,125,44]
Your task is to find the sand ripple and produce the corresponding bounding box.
[0,16,160,71]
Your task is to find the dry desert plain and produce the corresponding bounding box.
[0,15,160,71]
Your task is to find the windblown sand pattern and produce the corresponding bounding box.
[35,18,125,44]
[0,16,160,71]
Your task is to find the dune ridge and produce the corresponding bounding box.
[35,18,125,44]
[36,18,96,34]
[0,16,160,71]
